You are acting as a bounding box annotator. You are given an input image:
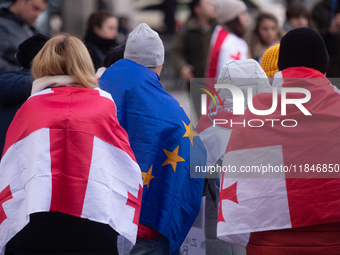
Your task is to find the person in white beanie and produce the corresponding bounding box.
[197,59,271,255]
[206,0,249,79]
[99,23,206,255]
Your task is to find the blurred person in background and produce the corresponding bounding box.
[0,33,48,255]
[283,0,310,31]
[0,33,49,159]
[117,16,129,44]
[312,0,340,78]
[84,10,118,71]
[0,0,48,75]
[170,0,216,87]
[206,0,248,79]
[247,13,283,63]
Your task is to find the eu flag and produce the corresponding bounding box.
[99,59,206,253]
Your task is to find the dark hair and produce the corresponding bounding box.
[87,10,115,34]
[225,16,245,38]
[286,1,310,20]
[103,43,126,68]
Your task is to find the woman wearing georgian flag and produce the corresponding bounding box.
[0,33,142,255]
[205,0,248,79]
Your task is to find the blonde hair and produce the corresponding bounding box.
[32,33,98,88]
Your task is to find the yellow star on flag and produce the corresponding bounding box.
[162,145,185,172]
[182,121,198,145]
[142,165,155,190]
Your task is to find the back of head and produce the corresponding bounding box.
[31,33,97,88]
[103,43,126,68]
[278,27,329,74]
[261,44,280,79]
[216,0,247,37]
[124,23,164,67]
[16,33,49,69]
[217,59,271,100]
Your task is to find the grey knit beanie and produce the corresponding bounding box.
[124,23,164,67]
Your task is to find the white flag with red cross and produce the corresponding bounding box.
[217,67,340,247]
[0,87,143,254]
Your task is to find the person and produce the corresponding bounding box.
[283,0,310,31]
[99,23,206,255]
[216,27,340,254]
[170,0,216,86]
[0,33,49,158]
[0,33,48,255]
[84,10,119,71]
[312,0,340,78]
[0,0,48,75]
[0,33,143,255]
[260,43,280,82]
[196,59,271,255]
[247,13,283,63]
[205,0,248,79]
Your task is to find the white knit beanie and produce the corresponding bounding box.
[124,23,164,67]
[217,0,247,25]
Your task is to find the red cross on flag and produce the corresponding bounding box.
[0,86,143,253]
[217,67,340,247]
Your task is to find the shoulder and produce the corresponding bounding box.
[222,33,247,50]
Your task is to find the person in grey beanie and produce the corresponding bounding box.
[99,23,206,255]
[124,23,165,76]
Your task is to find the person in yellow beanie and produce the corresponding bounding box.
[260,43,279,82]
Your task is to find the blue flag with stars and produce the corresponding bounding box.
[99,59,206,253]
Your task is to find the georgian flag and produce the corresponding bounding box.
[217,67,340,247]
[0,87,143,254]
[206,25,248,79]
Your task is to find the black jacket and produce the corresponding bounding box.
[0,69,32,157]
[84,32,117,71]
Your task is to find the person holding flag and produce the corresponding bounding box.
[0,33,143,255]
[217,27,340,254]
[99,23,207,255]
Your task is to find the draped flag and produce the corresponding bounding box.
[196,103,234,167]
[217,67,340,247]
[0,86,143,254]
[99,59,207,253]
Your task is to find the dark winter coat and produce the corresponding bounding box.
[170,17,216,79]
[84,31,117,71]
[312,0,340,78]
[0,69,32,157]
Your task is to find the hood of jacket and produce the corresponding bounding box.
[215,59,271,111]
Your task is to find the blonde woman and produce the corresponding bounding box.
[0,33,142,255]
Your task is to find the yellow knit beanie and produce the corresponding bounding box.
[261,44,280,79]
